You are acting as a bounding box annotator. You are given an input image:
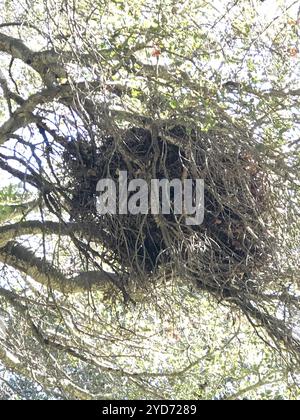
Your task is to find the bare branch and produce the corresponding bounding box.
[0,32,67,85]
[0,240,121,294]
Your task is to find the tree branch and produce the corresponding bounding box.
[0,85,71,144]
[0,240,121,294]
[0,220,106,247]
[0,32,67,86]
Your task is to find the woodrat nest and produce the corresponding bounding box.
[63,124,272,288]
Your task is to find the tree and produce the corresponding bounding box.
[0,0,299,399]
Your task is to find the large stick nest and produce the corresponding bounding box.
[62,124,272,290]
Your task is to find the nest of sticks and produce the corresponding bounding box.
[62,123,272,291]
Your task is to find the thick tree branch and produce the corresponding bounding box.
[0,220,106,247]
[0,240,121,294]
[0,32,67,86]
